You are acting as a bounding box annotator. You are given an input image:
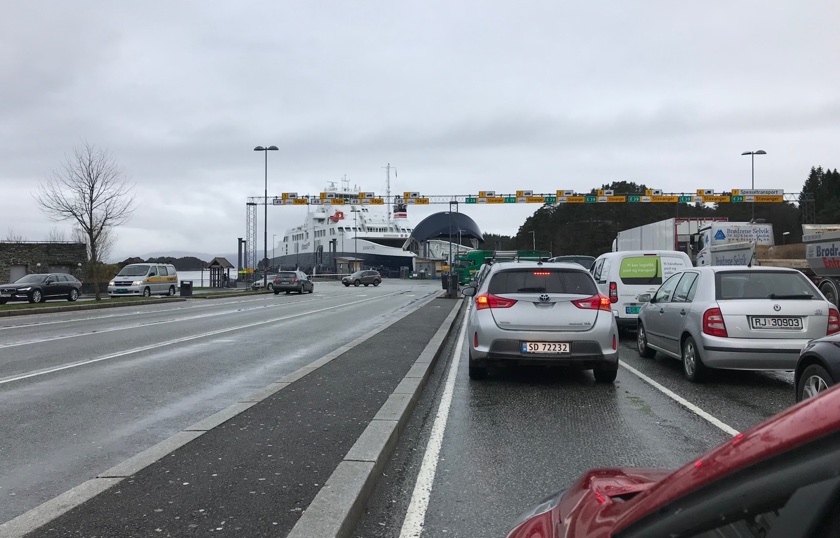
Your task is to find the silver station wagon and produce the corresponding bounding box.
[636,266,840,381]
[461,261,619,382]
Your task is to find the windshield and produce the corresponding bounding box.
[13,274,48,284]
[116,265,151,277]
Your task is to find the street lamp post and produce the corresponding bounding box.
[272,234,276,266]
[741,150,767,222]
[254,145,279,289]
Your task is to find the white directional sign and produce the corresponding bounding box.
[735,189,784,196]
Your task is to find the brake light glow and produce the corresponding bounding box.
[532,271,551,276]
[828,308,840,336]
[475,293,517,310]
[572,294,611,312]
[609,282,618,304]
[703,307,728,337]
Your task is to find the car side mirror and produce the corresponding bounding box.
[638,293,652,303]
[462,286,476,297]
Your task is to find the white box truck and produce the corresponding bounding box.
[692,222,774,266]
[614,218,727,255]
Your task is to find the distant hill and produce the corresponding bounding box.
[141,251,239,262]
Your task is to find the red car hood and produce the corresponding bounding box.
[508,385,840,538]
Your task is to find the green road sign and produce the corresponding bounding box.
[678,196,693,203]
[585,195,597,203]
[731,195,744,202]
[627,195,641,202]
[465,197,477,204]
[504,197,517,203]
[544,196,556,203]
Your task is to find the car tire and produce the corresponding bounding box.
[594,366,618,383]
[637,323,656,358]
[354,280,361,287]
[797,364,834,402]
[168,286,176,296]
[373,280,380,287]
[682,336,706,382]
[0,299,7,305]
[285,291,290,295]
[364,283,369,287]
[468,347,488,380]
[68,289,79,302]
[267,283,274,291]
[343,283,350,287]
[142,287,151,298]
[30,289,43,304]
[308,286,314,294]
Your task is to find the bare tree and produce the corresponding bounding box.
[5,229,26,242]
[47,228,67,242]
[36,142,136,300]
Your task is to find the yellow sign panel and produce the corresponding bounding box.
[732,189,740,196]
[292,198,308,205]
[525,196,545,203]
[486,197,506,204]
[701,195,730,203]
[329,199,346,205]
[607,196,626,203]
[563,196,587,203]
[754,195,784,203]
[651,196,680,203]
[368,198,384,205]
[414,198,430,204]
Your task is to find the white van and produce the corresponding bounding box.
[590,251,692,330]
[108,263,179,297]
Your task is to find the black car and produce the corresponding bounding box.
[342,270,381,287]
[0,273,83,304]
[795,332,840,402]
[272,270,314,294]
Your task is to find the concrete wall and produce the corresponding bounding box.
[0,242,88,283]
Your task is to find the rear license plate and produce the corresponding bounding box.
[750,316,803,330]
[522,342,571,354]
[625,305,641,314]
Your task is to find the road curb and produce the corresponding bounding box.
[286,298,464,538]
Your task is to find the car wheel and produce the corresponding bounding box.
[797,364,834,402]
[468,347,488,380]
[343,283,350,287]
[0,299,6,305]
[682,336,706,382]
[142,287,151,298]
[637,323,656,358]
[168,285,176,296]
[373,280,380,287]
[285,291,290,295]
[308,285,314,294]
[594,366,618,383]
[354,280,361,287]
[298,288,303,294]
[30,289,43,303]
[267,283,274,291]
[364,283,369,287]
[819,279,839,309]
[68,289,79,302]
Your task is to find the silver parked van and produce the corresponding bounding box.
[108,263,179,297]
[591,250,692,330]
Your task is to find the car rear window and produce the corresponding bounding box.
[488,269,597,295]
[716,271,817,300]
[277,272,297,278]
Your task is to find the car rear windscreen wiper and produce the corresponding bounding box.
[769,294,813,300]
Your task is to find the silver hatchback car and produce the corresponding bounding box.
[461,261,619,382]
[636,266,840,381]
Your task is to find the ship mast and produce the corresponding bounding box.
[383,162,396,224]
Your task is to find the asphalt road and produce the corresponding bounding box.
[0,280,443,528]
[354,308,799,537]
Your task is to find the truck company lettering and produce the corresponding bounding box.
[816,244,840,257]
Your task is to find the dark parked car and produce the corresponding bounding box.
[342,269,381,287]
[507,384,840,538]
[795,332,840,402]
[0,273,83,304]
[272,270,313,294]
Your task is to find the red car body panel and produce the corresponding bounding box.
[507,384,840,538]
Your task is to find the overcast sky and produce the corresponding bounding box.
[2,1,838,262]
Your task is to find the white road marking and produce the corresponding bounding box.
[399,304,469,538]
[619,360,740,436]
[0,291,405,349]
[0,291,426,385]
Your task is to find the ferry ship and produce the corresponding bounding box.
[273,177,417,274]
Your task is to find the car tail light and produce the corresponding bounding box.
[475,293,517,310]
[291,278,298,282]
[572,294,611,312]
[703,307,728,337]
[828,308,840,336]
[612,334,617,350]
[609,282,618,303]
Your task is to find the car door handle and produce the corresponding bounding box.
[680,309,687,316]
